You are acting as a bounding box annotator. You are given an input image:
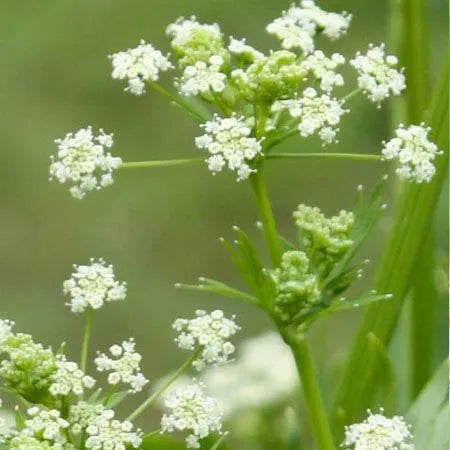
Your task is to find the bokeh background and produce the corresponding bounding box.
[0,0,447,436]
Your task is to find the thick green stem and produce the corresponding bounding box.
[250,167,283,267]
[287,333,336,450]
[267,153,384,162]
[127,351,197,422]
[80,308,93,373]
[330,55,448,435]
[120,158,203,170]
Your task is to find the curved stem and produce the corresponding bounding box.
[120,158,203,170]
[127,351,198,422]
[147,80,209,122]
[80,309,93,374]
[287,333,336,450]
[250,167,283,266]
[267,152,384,162]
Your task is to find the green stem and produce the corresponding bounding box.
[250,167,283,266]
[287,333,336,450]
[120,158,203,170]
[267,153,384,162]
[330,53,448,436]
[127,351,197,422]
[80,308,93,373]
[147,80,209,122]
[341,88,362,103]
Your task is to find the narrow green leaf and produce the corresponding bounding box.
[87,388,103,403]
[318,293,392,317]
[177,278,259,305]
[104,390,129,408]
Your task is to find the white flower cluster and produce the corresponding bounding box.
[201,332,298,418]
[301,51,345,92]
[173,310,240,371]
[161,381,222,448]
[49,356,95,397]
[273,87,348,144]
[166,16,222,49]
[110,40,173,95]
[178,55,226,96]
[195,114,263,181]
[267,0,352,54]
[350,44,406,105]
[0,319,14,344]
[343,409,414,450]
[228,37,264,61]
[50,127,121,199]
[69,401,105,435]
[85,409,142,450]
[63,258,127,313]
[23,407,69,446]
[382,124,440,183]
[94,338,148,393]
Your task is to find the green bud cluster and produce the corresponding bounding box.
[232,51,306,103]
[272,205,354,325]
[272,251,321,323]
[0,333,56,402]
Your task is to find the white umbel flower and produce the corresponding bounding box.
[0,319,14,345]
[201,332,298,418]
[63,258,127,313]
[24,407,69,445]
[173,310,240,371]
[343,409,414,450]
[301,51,345,92]
[167,16,222,48]
[110,40,173,95]
[161,381,222,449]
[195,114,262,181]
[178,55,226,96]
[85,409,142,450]
[49,356,95,397]
[350,44,405,105]
[267,0,351,53]
[382,123,440,183]
[94,338,149,393]
[69,401,105,435]
[273,87,348,144]
[50,127,121,199]
[228,37,264,61]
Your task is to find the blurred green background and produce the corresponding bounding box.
[0,0,447,433]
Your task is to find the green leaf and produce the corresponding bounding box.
[177,278,258,305]
[407,360,449,449]
[206,432,230,450]
[103,390,129,408]
[87,388,103,403]
[141,435,185,450]
[317,292,392,317]
[15,407,25,430]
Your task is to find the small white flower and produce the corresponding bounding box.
[0,319,14,345]
[178,55,226,96]
[24,407,69,445]
[110,40,173,95]
[69,401,105,435]
[382,123,440,183]
[350,44,405,105]
[50,127,121,199]
[195,114,262,181]
[161,381,222,448]
[173,310,240,371]
[301,50,345,92]
[84,409,142,450]
[95,338,148,393]
[267,0,351,53]
[63,258,127,313]
[49,355,95,397]
[343,409,414,449]
[167,16,222,49]
[228,37,264,61]
[273,87,348,144]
